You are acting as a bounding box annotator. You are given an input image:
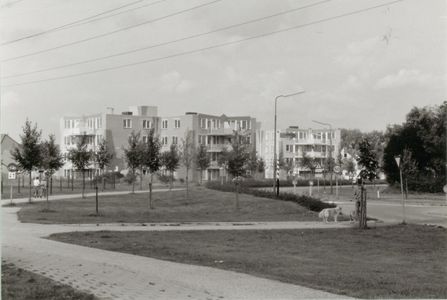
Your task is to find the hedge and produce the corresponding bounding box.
[206,181,335,212]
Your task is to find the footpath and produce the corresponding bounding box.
[2,190,356,300]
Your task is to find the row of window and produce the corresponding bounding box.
[64,135,103,146]
[265,132,336,140]
[123,119,153,129]
[64,118,102,130]
[161,119,181,129]
[265,144,335,154]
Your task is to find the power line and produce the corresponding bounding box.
[2,0,158,45]
[1,0,403,88]
[1,0,26,8]
[2,0,331,79]
[1,0,220,62]
[1,0,71,21]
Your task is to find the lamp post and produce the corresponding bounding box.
[313,120,333,195]
[394,155,406,224]
[273,91,305,195]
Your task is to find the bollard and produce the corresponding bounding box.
[95,186,99,215]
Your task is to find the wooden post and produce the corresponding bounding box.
[18,177,21,194]
[71,173,74,191]
[60,177,62,192]
[50,177,53,195]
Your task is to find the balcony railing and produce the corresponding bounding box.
[63,128,96,136]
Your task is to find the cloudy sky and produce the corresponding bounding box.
[1,0,445,144]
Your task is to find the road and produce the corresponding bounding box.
[276,185,446,227]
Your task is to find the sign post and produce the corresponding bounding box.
[309,180,313,196]
[334,166,341,199]
[292,180,297,195]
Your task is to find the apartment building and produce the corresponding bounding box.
[160,112,258,181]
[59,106,160,178]
[258,126,341,179]
[59,106,258,182]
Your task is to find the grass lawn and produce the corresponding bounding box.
[1,262,98,300]
[48,224,447,299]
[16,187,334,224]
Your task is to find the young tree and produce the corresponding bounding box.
[257,157,267,179]
[122,131,142,194]
[67,133,93,199]
[141,127,162,207]
[357,139,379,229]
[179,130,195,197]
[161,144,180,191]
[281,158,294,179]
[10,120,42,202]
[217,145,231,184]
[401,148,418,199]
[226,131,250,210]
[246,152,260,179]
[195,144,210,185]
[40,134,64,209]
[94,138,114,190]
[300,151,318,178]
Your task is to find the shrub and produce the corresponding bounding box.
[157,173,173,185]
[206,181,335,212]
[122,173,137,184]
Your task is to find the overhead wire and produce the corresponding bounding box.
[1,0,72,21]
[1,0,221,62]
[1,0,26,8]
[2,0,331,79]
[1,0,404,88]
[2,0,158,45]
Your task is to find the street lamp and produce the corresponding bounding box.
[273,91,305,195]
[394,155,406,224]
[313,120,333,195]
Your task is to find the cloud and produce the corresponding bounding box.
[1,91,21,108]
[159,70,194,94]
[341,75,362,91]
[336,37,380,66]
[374,69,435,89]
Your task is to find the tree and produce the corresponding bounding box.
[217,145,231,184]
[94,138,114,190]
[67,133,93,199]
[161,144,180,191]
[195,144,210,185]
[10,120,42,202]
[281,158,294,178]
[401,148,418,198]
[40,134,64,209]
[382,102,446,192]
[141,127,162,208]
[257,157,267,179]
[357,139,379,229]
[246,152,260,179]
[179,130,195,197]
[122,131,142,194]
[226,130,250,210]
[300,151,318,177]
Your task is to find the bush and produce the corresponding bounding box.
[206,181,335,212]
[122,173,137,184]
[157,173,173,185]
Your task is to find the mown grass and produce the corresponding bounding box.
[1,262,98,300]
[17,187,341,224]
[48,224,447,299]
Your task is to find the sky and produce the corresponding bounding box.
[1,0,446,144]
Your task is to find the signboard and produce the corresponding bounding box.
[7,163,18,172]
[279,132,297,139]
[309,180,314,186]
[292,180,297,186]
[8,172,16,180]
[334,166,341,174]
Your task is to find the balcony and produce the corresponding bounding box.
[205,127,235,136]
[63,127,96,136]
[207,144,233,152]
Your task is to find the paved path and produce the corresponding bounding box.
[2,196,356,299]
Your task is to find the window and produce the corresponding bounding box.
[88,136,94,145]
[96,135,103,145]
[199,135,206,144]
[162,120,168,129]
[87,118,94,129]
[96,118,102,129]
[65,120,71,129]
[143,120,152,129]
[266,146,269,153]
[142,136,148,143]
[299,132,307,139]
[200,118,206,128]
[247,137,251,144]
[174,119,180,129]
[161,136,168,145]
[172,136,178,144]
[265,133,269,140]
[123,119,132,128]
